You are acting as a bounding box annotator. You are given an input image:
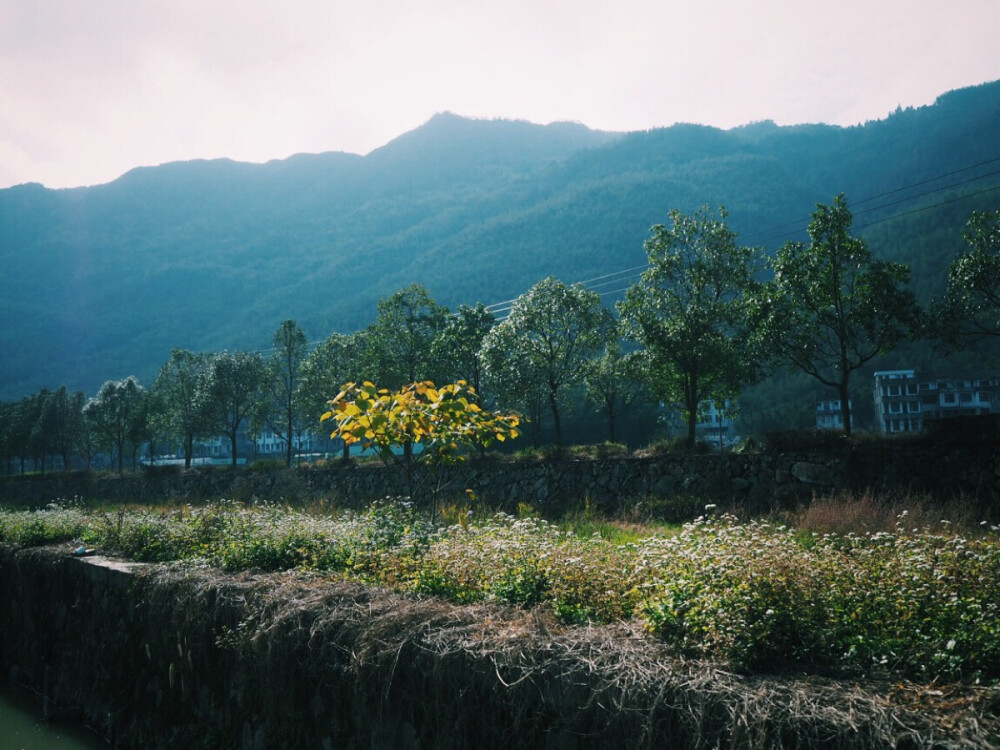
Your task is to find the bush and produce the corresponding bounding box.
[763,429,850,453]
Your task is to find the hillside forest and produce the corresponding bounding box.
[2,81,1000,468]
[3,193,1000,474]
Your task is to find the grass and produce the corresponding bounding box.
[1,493,998,682]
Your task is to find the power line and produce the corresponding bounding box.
[852,155,1000,207]
[487,157,1000,322]
[739,154,1000,245]
[853,183,1000,232]
[282,154,1000,341]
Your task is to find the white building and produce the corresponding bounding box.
[873,369,1000,433]
[815,398,853,430]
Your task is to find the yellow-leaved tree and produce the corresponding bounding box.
[321,380,521,497]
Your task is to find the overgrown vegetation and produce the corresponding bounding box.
[3,495,998,683]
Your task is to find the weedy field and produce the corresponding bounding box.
[2,491,998,684]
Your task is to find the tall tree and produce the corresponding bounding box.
[753,194,920,436]
[297,331,368,459]
[200,351,267,466]
[83,377,146,474]
[582,337,649,444]
[935,209,1000,344]
[46,386,86,471]
[430,303,495,399]
[619,206,763,446]
[0,401,18,475]
[29,389,56,473]
[155,349,211,468]
[269,319,309,466]
[480,277,613,446]
[367,285,448,389]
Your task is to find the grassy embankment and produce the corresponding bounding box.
[1,491,998,683]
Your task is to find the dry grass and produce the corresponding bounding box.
[791,489,988,536]
[171,565,1000,749]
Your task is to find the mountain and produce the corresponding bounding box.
[2,83,1000,403]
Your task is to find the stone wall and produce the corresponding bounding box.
[3,441,1000,514]
[0,546,961,749]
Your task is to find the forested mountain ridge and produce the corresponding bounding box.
[2,82,999,402]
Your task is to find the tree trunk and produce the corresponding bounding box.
[686,408,698,448]
[839,381,853,437]
[549,388,563,446]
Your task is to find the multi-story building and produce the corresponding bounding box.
[873,369,1000,433]
[815,398,853,431]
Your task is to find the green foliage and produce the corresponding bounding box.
[934,209,1000,345]
[581,338,651,444]
[200,350,268,466]
[267,319,309,467]
[83,377,147,474]
[2,500,1000,679]
[154,349,211,469]
[752,194,921,435]
[3,83,1000,413]
[429,303,495,397]
[638,515,1000,677]
[480,277,613,445]
[619,206,763,446]
[296,331,368,458]
[365,285,448,389]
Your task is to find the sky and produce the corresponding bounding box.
[1,0,997,190]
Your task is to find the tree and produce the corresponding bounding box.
[366,285,448,389]
[46,386,86,471]
[200,351,267,466]
[29,389,56,473]
[296,331,368,459]
[753,194,919,436]
[322,380,521,496]
[479,321,547,445]
[83,377,146,474]
[155,349,211,468]
[430,303,495,398]
[269,319,308,466]
[133,386,168,467]
[0,401,17,475]
[8,396,39,473]
[480,277,613,446]
[582,337,649,444]
[935,209,1000,344]
[619,206,763,446]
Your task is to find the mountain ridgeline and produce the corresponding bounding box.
[2,82,1000,404]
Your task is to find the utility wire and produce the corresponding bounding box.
[270,154,1000,342]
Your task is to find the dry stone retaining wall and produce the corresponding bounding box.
[3,442,1000,513]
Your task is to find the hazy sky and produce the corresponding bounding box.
[1,0,997,190]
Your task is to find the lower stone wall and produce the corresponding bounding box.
[3,442,1000,514]
[0,546,962,750]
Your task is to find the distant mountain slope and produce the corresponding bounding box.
[2,83,999,400]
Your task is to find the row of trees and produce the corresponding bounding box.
[3,196,998,475]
